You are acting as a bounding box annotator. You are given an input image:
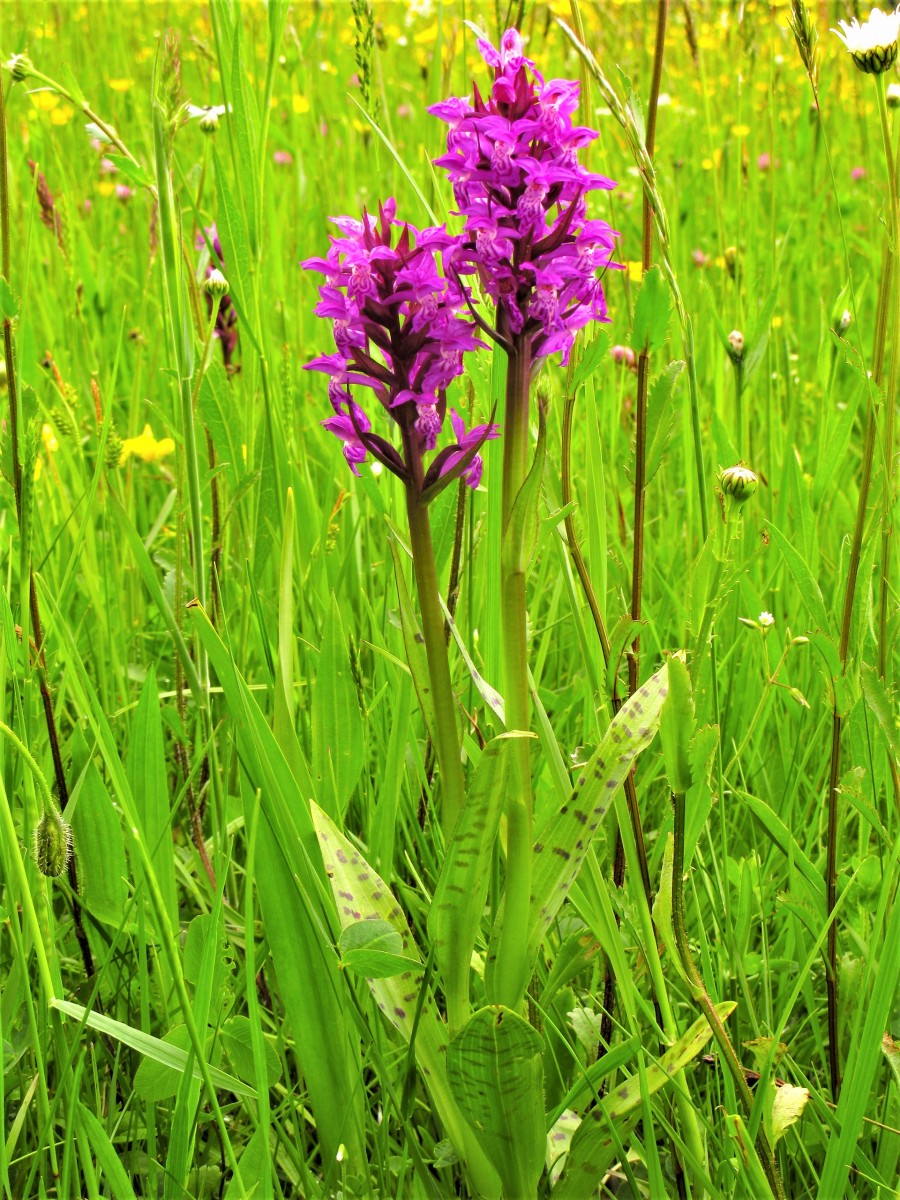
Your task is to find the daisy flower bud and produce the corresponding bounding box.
[728,329,745,361]
[203,268,229,300]
[720,464,758,503]
[6,53,33,83]
[837,308,852,333]
[33,808,72,878]
[832,7,900,75]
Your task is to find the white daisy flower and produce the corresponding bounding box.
[758,611,775,628]
[187,103,230,134]
[833,7,900,74]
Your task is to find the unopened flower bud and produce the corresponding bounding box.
[720,464,758,503]
[724,245,739,278]
[889,83,900,109]
[199,108,220,134]
[6,54,33,83]
[203,268,229,299]
[610,343,636,369]
[728,329,745,361]
[33,808,72,878]
[791,634,810,646]
[837,309,852,334]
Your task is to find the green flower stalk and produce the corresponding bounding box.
[429,25,621,1007]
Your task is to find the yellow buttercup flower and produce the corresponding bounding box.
[292,93,310,114]
[50,105,74,126]
[120,424,175,465]
[108,78,134,92]
[30,91,59,112]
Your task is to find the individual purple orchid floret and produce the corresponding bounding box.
[302,200,497,489]
[429,27,622,365]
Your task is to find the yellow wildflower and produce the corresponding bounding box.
[108,78,134,92]
[292,93,310,114]
[50,105,74,126]
[120,424,175,465]
[42,423,58,453]
[30,91,59,112]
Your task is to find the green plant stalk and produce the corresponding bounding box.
[0,67,95,982]
[821,72,897,1102]
[671,790,785,1200]
[492,330,535,1009]
[404,476,466,839]
[734,359,745,456]
[875,75,898,681]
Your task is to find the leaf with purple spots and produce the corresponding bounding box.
[554,1002,736,1200]
[446,1006,546,1200]
[524,663,669,979]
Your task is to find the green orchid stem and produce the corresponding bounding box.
[493,330,534,1009]
[405,486,466,839]
[875,74,898,681]
[671,791,785,1200]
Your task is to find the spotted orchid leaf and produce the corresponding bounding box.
[446,1006,545,1200]
[554,1003,736,1199]
[525,663,669,966]
[310,802,501,1197]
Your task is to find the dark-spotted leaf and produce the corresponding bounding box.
[447,1006,545,1200]
[554,1004,736,1199]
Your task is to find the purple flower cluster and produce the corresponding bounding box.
[429,28,621,364]
[302,199,498,488]
[198,224,239,368]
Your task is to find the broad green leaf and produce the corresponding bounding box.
[555,1004,736,1200]
[339,919,421,978]
[659,653,694,794]
[447,1006,545,1200]
[221,1016,282,1088]
[645,360,684,485]
[570,330,610,392]
[428,736,511,1028]
[134,1025,195,1102]
[501,405,546,580]
[768,521,830,634]
[199,363,243,489]
[770,1083,809,1145]
[128,671,178,937]
[68,730,129,929]
[860,666,900,766]
[651,833,692,989]
[51,1000,254,1098]
[311,595,366,820]
[631,265,669,355]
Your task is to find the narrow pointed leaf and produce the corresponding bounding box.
[527,665,669,961]
[555,1003,736,1199]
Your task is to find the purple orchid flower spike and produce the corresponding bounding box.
[302,199,495,495]
[429,26,622,366]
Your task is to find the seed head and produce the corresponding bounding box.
[203,268,229,300]
[33,808,72,878]
[720,464,758,503]
[789,1,820,92]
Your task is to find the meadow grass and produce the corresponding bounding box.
[0,1,898,1197]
